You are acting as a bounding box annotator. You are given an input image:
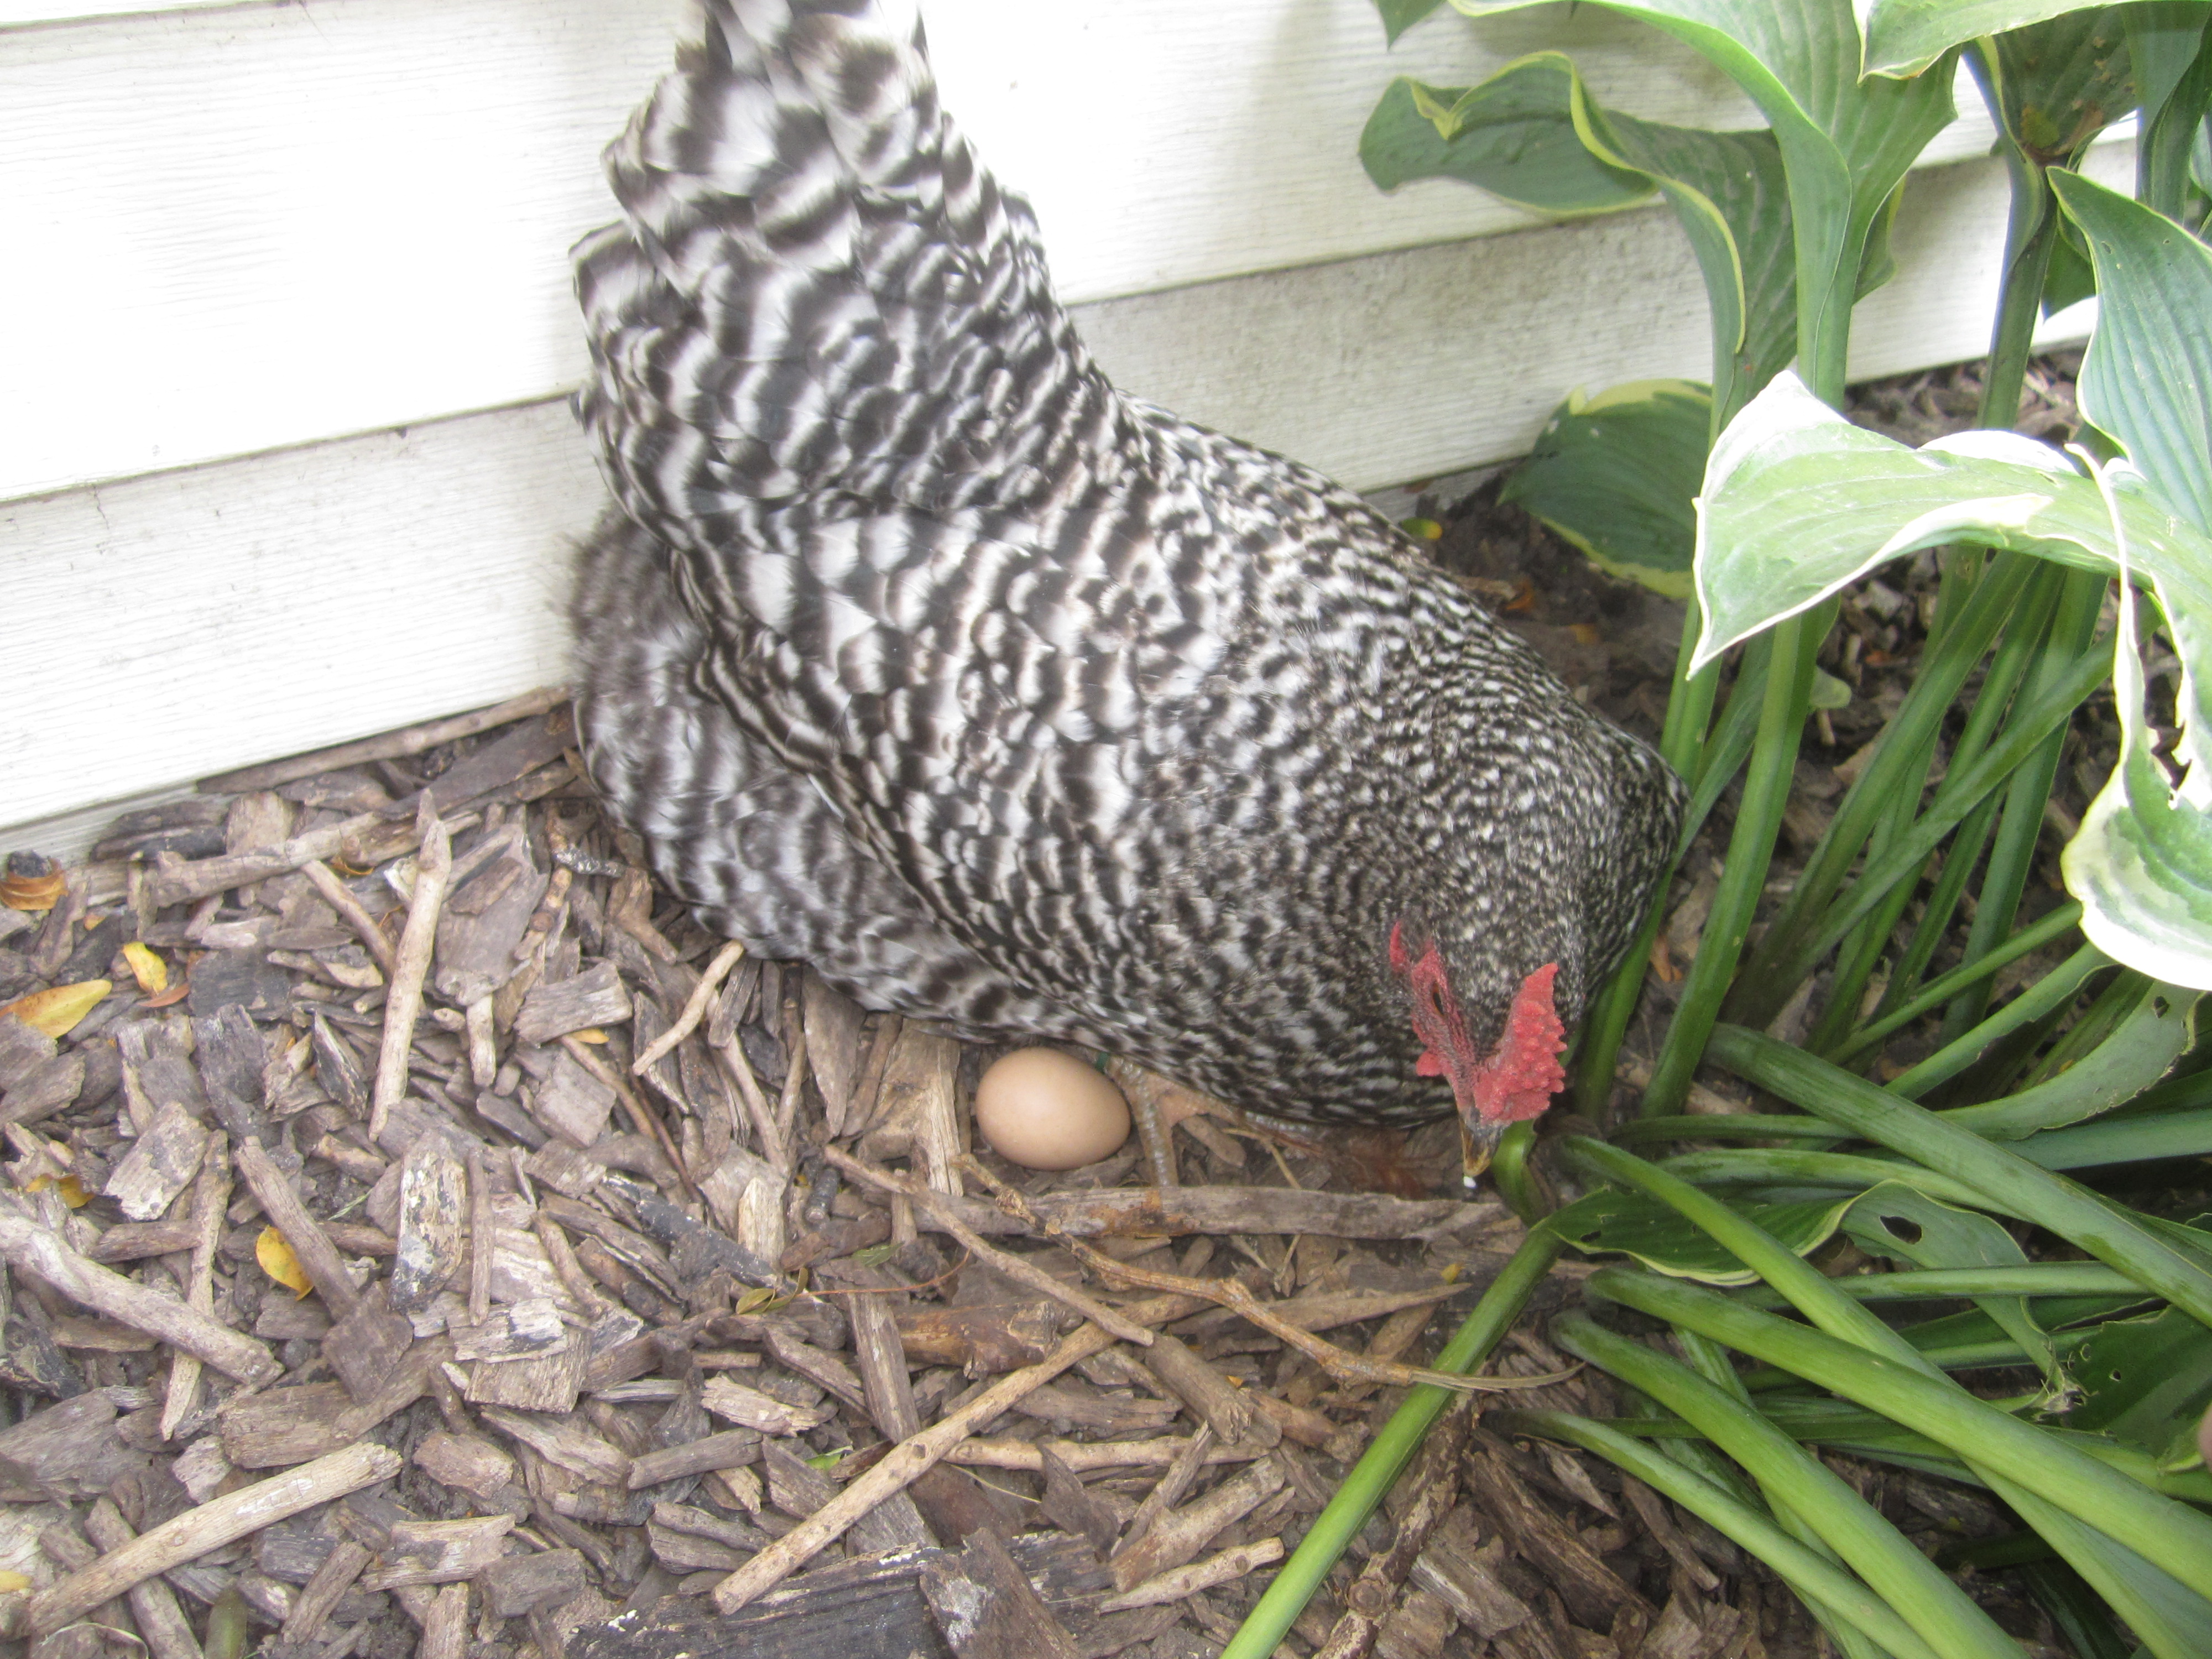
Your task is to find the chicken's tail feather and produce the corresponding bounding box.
[576,0,1119,555]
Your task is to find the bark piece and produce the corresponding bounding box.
[482,1550,588,1619]
[895,1299,1063,1376]
[515,963,631,1047]
[467,1332,587,1411]
[917,1527,1082,1659]
[624,1430,763,1490]
[1461,1435,1648,1630]
[412,1431,518,1501]
[801,970,865,1139]
[389,1139,467,1314]
[0,1393,146,1501]
[27,1442,401,1635]
[279,1538,371,1645]
[1036,1443,1119,1557]
[322,1285,414,1402]
[533,1048,618,1149]
[481,1406,632,1486]
[1410,1515,1533,1643]
[921,1185,1499,1241]
[2,1051,84,1127]
[434,829,548,1007]
[360,1515,515,1589]
[1136,1332,1274,1448]
[451,1298,568,1363]
[420,1580,470,1659]
[1097,1537,1284,1613]
[701,1375,832,1436]
[103,1098,210,1221]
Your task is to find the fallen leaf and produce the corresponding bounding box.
[0,1569,30,1593]
[570,1027,608,1044]
[121,941,168,995]
[26,1175,90,1208]
[1,980,111,1038]
[256,1227,315,1300]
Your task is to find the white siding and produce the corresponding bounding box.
[0,0,2115,849]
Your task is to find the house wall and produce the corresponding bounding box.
[1,0,2120,850]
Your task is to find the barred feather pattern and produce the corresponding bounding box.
[570,0,1686,1126]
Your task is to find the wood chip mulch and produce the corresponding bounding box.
[0,354,2095,1659]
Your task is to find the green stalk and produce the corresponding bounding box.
[1738,1263,2142,1301]
[1587,1268,2212,1591]
[1943,567,2109,1040]
[1490,1410,1945,1659]
[1729,556,2036,1029]
[1574,598,1723,1114]
[1551,1315,2022,1659]
[1886,942,2107,1098]
[2016,1109,2212,1170]
[1220,1225,1561,1659]
[1845,791,2005,1050]
[1655,1149,2009,1213]
[1754,644,2110,998]
[1704,1025,2212,1328]
[1642,607,1828,1118]
[1613,1114,1844,1145]
[1834,900,2083,1062]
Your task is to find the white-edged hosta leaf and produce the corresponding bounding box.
[1692,369,2212,988]
[1500,380,1709,597]
[1549,1187,1856,1284]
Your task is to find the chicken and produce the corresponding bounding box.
[568,0,1685,1180]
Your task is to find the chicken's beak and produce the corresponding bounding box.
[1458,1112,1508,1192]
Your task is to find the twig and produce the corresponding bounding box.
[826,1147,1152,1347]
[560,1036,693,1199]
[467,1148,493,1327]
[774,1004,809,1166]
[946,1432,1265,1473]
[83,1500,204,1659]
[1115,1424,1217,1562]
[28,1444,401,1634]
[160,1132,232,1440]
[632,938,745,1076]
[711,1292,1206,1613]
[1097,1538,1286,1613]
[960,1158,1568,1396]
[280,1540,371,1646]
[298,859,397,977]
[0,1194,280,1384]
[371,808,451,1139]
[714,1038,784,1168]
[197,687,567,794]
[234,1139,361,1319]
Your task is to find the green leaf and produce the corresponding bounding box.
[2069,1305,2212,1447]
[1359,63,1652,211]
[1451,0,1958,403]
[1861,2,2120,78]
[1844,1183,2060,1388]
[1548,1187,1856,1284]
[1691,370,2212,987]
[1942,982,2201,1138]
[1967,10,2136,166]
[1499,380,1708,597]
[1375,0,1448,45]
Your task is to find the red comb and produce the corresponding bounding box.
[1389,926,1563,1125]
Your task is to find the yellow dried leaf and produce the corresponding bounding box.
[24,1175,90,1208]
[570,1027,608,1044]
[121,941,168,995]
[0,980,111,1038]
[256,1227,315,1300]
[0,1568,31,1593]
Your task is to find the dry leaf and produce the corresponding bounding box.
[0,1569,31,1593]
[257,1226,315,1300]
[26,1174,90,1208]
[1,979,111,1037]
[0,858,65,911]
[570,1027,608,1044]
[121,941,168,995]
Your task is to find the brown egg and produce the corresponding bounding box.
[973,1047,1131,1171]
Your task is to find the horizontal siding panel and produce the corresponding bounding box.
[3,0,2004,502]
[1,144,2117,842]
